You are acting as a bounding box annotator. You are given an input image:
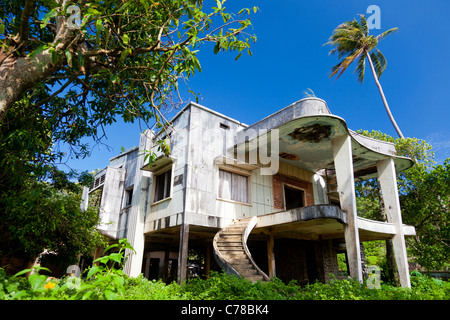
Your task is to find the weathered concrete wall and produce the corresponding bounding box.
[98,166,126,238]
[144,108,190,232]
[142,102,330,231]
[185,104,247,227]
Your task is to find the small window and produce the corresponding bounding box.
[218,169,249,203]
[220,123,230,130]
[284,185,304,210]
[125,188,133,206]
[154,169,172,202]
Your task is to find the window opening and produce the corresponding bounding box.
[284,185,304,210]
[218,169,249,203]
[154,169,172,202]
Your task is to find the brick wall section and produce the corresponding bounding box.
[272,173,314,209]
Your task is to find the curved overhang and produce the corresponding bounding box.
[233,98,414,181]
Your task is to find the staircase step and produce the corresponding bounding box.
[217,242,243,247]
[214,218,268,283]
[247,275,265,282]
[218,247,243,252]
[237,269,258,277]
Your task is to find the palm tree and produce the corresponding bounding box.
[326,15,404,138]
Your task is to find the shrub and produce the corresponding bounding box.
[1,240,449,300]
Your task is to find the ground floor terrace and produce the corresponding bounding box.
[137,204,415,287]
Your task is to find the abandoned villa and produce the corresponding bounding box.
[81,97,416,288]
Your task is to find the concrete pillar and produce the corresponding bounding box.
[162,250,170,282]
[332,135,363,283]
[267,233,276,278]
[376,158,411,288]
[206,243,211,277]
[177,223,189,284]
[123,130,153,277]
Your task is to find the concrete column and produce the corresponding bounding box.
[267,233,276,278]
[162,250,170,282]
[376,158,411,288]
[206,243,211,277]
[124,130,153,277]
[332,135,363,283]
[177,223,189,284]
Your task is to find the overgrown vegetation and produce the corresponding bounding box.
[1,240,449,300]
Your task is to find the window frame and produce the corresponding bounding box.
[217,167,251,205]
[282,183,306,211]
[124,187,134,207]
[152,166,173,205]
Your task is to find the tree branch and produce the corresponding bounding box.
[19,0,34,46]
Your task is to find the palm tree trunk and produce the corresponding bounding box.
[365,51,405,139]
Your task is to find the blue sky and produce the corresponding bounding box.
[64,0,450,173]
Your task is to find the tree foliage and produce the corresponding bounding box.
[0,180,106,268]
[0,0,257,159]
[0,0,257,271]
[326,14,404,138]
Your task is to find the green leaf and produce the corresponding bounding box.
[104,243,119,253]
[213,41,220,54]
[0,24,5,34]
[65,49,72,66]
[117,1,132,12]
[29,274,46,290]
[77,50,84,68]
[123,34,129,45]
[86,265,102,279]
[95,19,102,43]
[50,48,58,64]
[12,269,33,278]
[109,252,123,263]
[40,8,57,29]
[120,48,132,60]
[104,289,117,300]
[29,45,48,58]
[82,290,95,300]
[109,74,119,83]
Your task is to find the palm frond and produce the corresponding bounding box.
[375,27,398,41]
[369,48,386,79]
[357,14,369,36]
[355,54,366,84]
[330,47,364,79]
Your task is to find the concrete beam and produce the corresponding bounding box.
[332,135,363,283]
[377,158,411,288]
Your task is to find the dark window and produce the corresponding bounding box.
[220,123,230,130]
[125,188,133,206]
[284,186,304,210]
[154,169,172,202]
[148,258,160,280]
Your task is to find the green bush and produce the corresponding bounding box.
[1,240,449,300]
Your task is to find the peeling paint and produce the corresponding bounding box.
[288,124,332,143]
[279,152,300,160]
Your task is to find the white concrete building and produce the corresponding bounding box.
[82,98,415,287]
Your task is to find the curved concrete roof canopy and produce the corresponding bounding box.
[234,98,414,181]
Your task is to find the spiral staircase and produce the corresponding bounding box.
[213,217,269,282]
